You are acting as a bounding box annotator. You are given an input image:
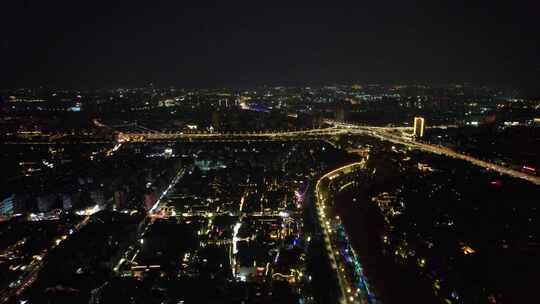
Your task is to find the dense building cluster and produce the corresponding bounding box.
[1,85,539,304]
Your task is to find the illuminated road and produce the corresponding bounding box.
[114,123,540,186]
[116,127,348,142]
[3,122,536,302]
[315,161,372,304]
[6,122,538,185]
[2,141,113,145]
[324,120,540,186]
[113,168,185,274]
[0,215,92,303]
[373,130,540,184]
[10,121,539,186]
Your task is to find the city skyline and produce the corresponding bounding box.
[1,2,539,303]
[1,83,539,304]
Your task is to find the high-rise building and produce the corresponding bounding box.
[413,117,425,138]
[90,189,105,205]
[37,194,57,212]
[0,195,14,215]
[335,100,352,122]
[212,111,221,129]
[1,194,28,215]
[62,194,73,210]
[144,192,157,211]
[335,103,346,121]
[114,190,125,210]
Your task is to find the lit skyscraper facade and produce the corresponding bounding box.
[413,117,425,138]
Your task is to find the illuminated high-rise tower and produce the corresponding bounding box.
[413,117,425,138]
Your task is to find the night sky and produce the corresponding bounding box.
[1,1,539,91]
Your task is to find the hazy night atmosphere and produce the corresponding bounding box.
[1,1,539,304]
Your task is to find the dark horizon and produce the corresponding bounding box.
[0,81,526,95]
[1,1,539,93]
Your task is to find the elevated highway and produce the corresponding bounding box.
[117,127,349,142]
[115,122,540,186]
[4,121,537,186]
[323,120,540,186]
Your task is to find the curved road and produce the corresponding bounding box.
[315,161,373,304]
